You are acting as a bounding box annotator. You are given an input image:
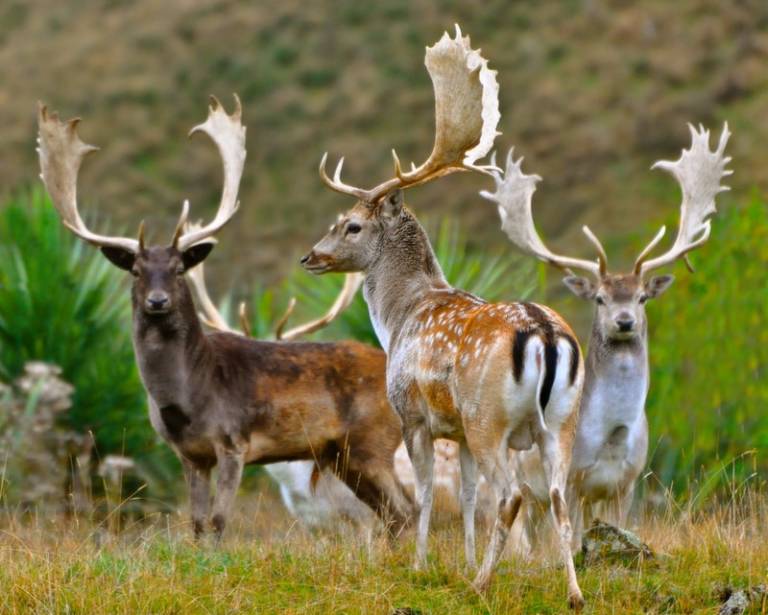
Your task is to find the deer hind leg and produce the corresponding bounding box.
[616,483,635,528]
[538,429,584,610]
[182,457,211,540]
[211,445,245,543]
[403,423,435,570]
[471,444,523,592]
[458,441,478,570]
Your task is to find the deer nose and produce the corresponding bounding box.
[616,317,635,332]
[300,252,312,265]
[145,291,170,312]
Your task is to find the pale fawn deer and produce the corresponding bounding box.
[37,96,414,540]
[300,26,585,607]
[481,123,732,545]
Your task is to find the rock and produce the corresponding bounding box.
[581,519,654,566]
[719,585,766,615]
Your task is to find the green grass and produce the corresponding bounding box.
[1,492,766,613]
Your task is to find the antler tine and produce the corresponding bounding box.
[318,153,373,201]
[581,226,608,276]
[37,102,139,253]
[632,226,667,275]
[274,297,297,340]
[636,122,731,277]
[480,147,603,279]
[176,94,247,251]
[278,273,364,341]
[319,24,500,205]
[171,200,190,248]
[238,302,252,338]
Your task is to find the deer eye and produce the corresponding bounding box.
[130,266,140,278]
[346,222,362,235]
[638,294,648,304]
[596,296,605,306]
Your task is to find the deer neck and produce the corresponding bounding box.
[363,213,448,353]
[131,282,210,408]
[581,317,649,427]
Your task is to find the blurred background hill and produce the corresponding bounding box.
[1,0,766,291]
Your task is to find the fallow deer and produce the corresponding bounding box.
[301,26,585,607]
[37,96,414,540]
[187,261,375,528]
[481,124,732,543]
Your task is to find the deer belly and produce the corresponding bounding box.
[243,396,345,464]
[579,457,637,501]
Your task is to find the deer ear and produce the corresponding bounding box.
[645,274,674,298]
[562,275,596,300]
[101,247,136,272]
[181,242,215,272]
[379,189,404,222]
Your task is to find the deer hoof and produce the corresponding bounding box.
[568,591,585,611]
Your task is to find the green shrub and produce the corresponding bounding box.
[644,196,768,498]
[0,189,176,497]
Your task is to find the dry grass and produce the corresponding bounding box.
[2,489,767,614]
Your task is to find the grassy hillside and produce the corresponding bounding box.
[1,0,765,292]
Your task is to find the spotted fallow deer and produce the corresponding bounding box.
[481,123,732,544]
[37,97,414,540]
[301,26,585,607]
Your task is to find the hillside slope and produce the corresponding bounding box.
[0,0,765,288]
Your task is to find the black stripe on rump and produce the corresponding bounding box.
[512,329,532,383]
[563,334,580,386]
[520,303,559,412]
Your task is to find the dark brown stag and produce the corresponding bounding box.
[37,97,413,540]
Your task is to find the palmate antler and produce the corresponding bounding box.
[483,123,731,281]
[37,104,140,253]
[319,24,500,204]
[634,123,731,276]
[37,95,246,253]
[480,149,608,279]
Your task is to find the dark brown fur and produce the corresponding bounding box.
[112,245,413,540]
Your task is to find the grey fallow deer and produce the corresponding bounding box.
[481,123,732,545]
[37,97,413,540]
[300,26,586,608]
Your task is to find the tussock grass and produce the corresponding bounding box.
[2,491,767,614]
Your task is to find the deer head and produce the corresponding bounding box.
[37,96,246,319]
[481,123,731,341]
[301,25,500,274]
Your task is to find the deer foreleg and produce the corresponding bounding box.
[211,447,245,542]
[182,458,211,540]
[404,424,434,570]
[459,441,478,570]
